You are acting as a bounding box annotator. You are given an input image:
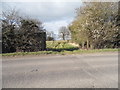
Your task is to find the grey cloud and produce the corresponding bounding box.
[2,2,82,34]
[2,2,81,22]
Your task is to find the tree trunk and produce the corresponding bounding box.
[87,40,89,49]
[82,42,85,49]
[90,44,93,49]
[62,34,65,40]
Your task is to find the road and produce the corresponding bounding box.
[2,52,118,88]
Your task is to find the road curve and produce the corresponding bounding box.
[2,52,118,88]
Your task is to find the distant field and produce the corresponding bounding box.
[46,40,79,51]
[2,40,118,56]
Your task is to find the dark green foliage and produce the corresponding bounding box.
[2,18,46,53]
[2,24,16,53]
[16,19,46,52]
[46,36,54,41]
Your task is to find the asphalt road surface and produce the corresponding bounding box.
[2,52,118,88]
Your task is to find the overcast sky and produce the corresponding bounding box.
[2,0,82,34]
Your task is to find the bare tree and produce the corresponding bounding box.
[2,8,21,53]
[58,26,71,40]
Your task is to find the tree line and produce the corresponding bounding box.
[69,2,119,49]
[2,2,120,54]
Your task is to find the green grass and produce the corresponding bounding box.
[2,40,118,57]
[72,48,118,54]
[46,40,78,50]
[2,48,118,57]
[2,51,56,56]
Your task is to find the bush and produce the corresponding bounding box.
[2,19,46,53]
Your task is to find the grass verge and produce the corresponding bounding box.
[2,48,118,57]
